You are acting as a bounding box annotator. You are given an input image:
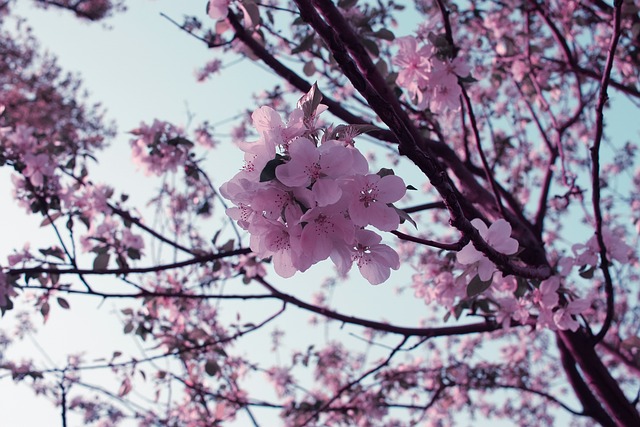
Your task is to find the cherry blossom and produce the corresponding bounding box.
[0,2,639,426]
[456,218,519,281]
[345,173,406,231]
[207,0,231,20]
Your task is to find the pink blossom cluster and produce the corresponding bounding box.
[79,216,144,258]
[393,35,471,113]
[130,120,192,176]
[221,95,406,284]
[457,218,519,281]
[195,59,223,83]
[409,218,603,332]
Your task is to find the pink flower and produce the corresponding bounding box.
[457,218,519,281]
[331,229,400,285]
[495,296,530,329]
[554,298,590,331]
[208,0,231,20]
[393,36,432,89]
[346,174,406,232]
[22,153,55,186]
[249,209,311,277]
[532,277,560,309]
[275,138,356,206]
[251,106,304,153]
[299,206,355,264]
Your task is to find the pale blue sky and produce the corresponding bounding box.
[1,2,637,426]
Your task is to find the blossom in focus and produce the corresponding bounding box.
[221,88,408,285]
[457,218,518,281]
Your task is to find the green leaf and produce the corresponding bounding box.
[220,239,235,253]
[57,297,70,309]
[40,212,62,227]
[327,124,379,142]
[361,37,379,57]
[373,28,395,41]
[458,74,478,84]
[406,185,417,191]
[127,248,141,260]
[292,33,315,54]
[0,297,14,315]
[39,247,66,261]
[375,59,388,76]
[303,61,316,77]
[259,155,286,182]
[376,168,395,177]
[239,0,261,29]
[118,378,132,397]
[393,206,417,229]
[123,322,134,334]
[205,359,220,376]
[93,252,110,271]
[40,302,50,320]
[338,0,358,8]
[466,275,493,298]
[166,136,194,149]
[515,277,529,298]
[579,265,595,279]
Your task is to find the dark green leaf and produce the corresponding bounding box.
[123,322,134,334]
[240,0,261,28]
[373,28,395,41]
[303,61,316,77]
[40,212,62,227]
[466,275,493,297]
[579,265,595,279]
[205,359,220,376]
[292,34,315,54]
[259,155,286,182]
[393,206,417,229]
[338,0,358,8]
[93,252,110,271]
[127,248,141,260]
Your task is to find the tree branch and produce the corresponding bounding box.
[591,0,623,344]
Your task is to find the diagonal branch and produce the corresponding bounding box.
[592,0,623,344]
[293,0,551,279]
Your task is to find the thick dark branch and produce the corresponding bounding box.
[460,88,507,217]
[226,10,397,144]
[559,329,640,426]
[557,334,615,427]
[296,0,550,279]
[591,1,623,344]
